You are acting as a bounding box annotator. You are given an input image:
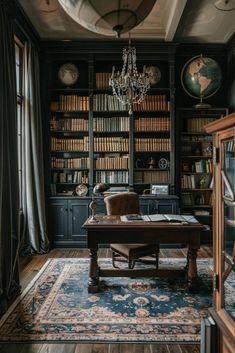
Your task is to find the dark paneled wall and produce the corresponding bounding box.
[227,34,235,112]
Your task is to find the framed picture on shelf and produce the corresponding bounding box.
[151,184,169,195]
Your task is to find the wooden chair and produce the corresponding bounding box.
[104,192,159,269]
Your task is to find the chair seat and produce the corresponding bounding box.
[110,243,157,260]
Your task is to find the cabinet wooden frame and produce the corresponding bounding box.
[205,112,235,353]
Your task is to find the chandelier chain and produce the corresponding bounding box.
[109,37,151,115]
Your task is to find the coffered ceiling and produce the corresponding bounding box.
[17,0,235,43]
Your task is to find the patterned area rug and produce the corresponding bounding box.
[0,258,213,343]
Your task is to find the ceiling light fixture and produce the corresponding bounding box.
[39,0,59,13]
[214,0,235,11]
[57,0,157,37]
[109,33,151,115]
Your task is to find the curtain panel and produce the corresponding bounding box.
[21,42,50,254]
[0,4,21,314]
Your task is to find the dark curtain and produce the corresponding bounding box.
[21,42,50,254]
[0,4,21,314]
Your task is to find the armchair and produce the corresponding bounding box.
[104,192,159,269]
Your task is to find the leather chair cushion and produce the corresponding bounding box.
[110,243,157,259]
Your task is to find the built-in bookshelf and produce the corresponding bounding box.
[50,92,90,196]
[48,54,175,197]
[177,108,228,240]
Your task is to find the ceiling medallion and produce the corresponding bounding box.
[214,0,235,11]
[57,0,157,37]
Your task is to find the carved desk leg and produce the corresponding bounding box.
[187,247,198,292]
[88,246,99,293]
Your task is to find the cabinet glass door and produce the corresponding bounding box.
[222,137,235,321]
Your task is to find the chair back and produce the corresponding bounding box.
[104,192,139,216]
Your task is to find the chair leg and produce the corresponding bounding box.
[155,245,160,269]
[112,251,120,269]
[128,260,136,269]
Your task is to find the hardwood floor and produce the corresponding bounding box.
[0,247,212,353]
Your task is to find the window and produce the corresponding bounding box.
[15,38,23,207]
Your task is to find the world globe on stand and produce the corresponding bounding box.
[181,55,222,108]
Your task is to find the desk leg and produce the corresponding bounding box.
[88,247,99,293]
[187,248,198,291]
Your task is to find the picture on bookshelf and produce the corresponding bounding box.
[151,184,169,195]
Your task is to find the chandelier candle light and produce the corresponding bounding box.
[109,35,151,115]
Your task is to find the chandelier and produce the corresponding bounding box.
[109,36,151,115]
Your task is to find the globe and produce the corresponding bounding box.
[145,66,161,85]
[181,55,222,108]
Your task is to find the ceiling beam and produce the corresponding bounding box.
[165,0,187,42]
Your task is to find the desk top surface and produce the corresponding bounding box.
[82,215,205,230]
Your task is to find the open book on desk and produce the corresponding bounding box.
[143,214,199,223]
[121,214,199,224]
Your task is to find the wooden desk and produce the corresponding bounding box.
[82,216,205,293]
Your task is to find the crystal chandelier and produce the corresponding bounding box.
[109,35,151,115]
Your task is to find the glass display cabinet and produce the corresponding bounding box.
[205,112,235,353]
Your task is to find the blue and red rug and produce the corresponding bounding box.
[0,258,213,343]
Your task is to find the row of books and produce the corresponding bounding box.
[50,95,170,113]
[50,118,88,132]
[49,117,171,134]
[94,137,129,152]
[51,137,89,151]
[51,157,89,169]
[95,156,129,169]
[181,141,212,156]
[226,139,235,152]
[132,95,170,112]
[93,94,126,111]
[59,95,90,111]
[134,170,170,183]
[52,171,88,184]
[200,316,217,353]
[194,159,212,173]
[93,94,170,112]
[94,171,129,184]
[51,137,171,153]
[95,72,111,89]
[134,138,171,152]
[182,134,212,142]
[181,191,212,207]
[186,117,217,133]
[181,173,212,189]
[93,116,129,132]
[182,159,212,173]
[134,117,171,131]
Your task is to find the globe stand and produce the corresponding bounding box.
[89,183,110,223]
[89,198,98,223]
[194,96,211,109]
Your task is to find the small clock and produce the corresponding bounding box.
[58,63,79,87]
[75,184,88,197]
[158,158,169,170]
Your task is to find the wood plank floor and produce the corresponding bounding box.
[0,247,213,353]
